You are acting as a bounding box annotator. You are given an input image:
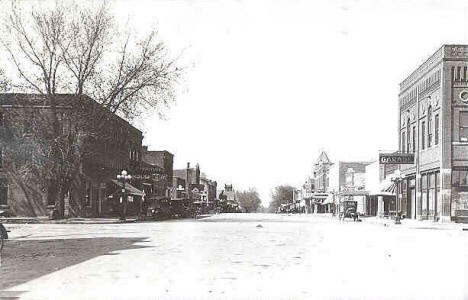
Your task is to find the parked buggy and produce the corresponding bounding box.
[338,200,359,222]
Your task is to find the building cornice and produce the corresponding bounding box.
[399,45,468,93]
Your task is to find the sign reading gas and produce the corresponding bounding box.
[379,153,415,165]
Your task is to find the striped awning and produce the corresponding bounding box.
[383,182,396,194]
[110,180,145,196]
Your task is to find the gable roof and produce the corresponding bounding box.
[316,151,332,165]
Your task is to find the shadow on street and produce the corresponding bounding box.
[0,237,150,292]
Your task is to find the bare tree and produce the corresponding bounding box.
[0,68,8,91]
[0,1,182,218]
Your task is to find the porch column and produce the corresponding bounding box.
[377,196,384,217]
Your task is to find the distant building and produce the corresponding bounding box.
[365,160,398,217]
[173,163,201,200]
[309,151,334,213]
[138,147,174,202]
[200,176,217,203]
[337,161,372,215]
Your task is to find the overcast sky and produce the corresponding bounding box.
[110,0,468,205]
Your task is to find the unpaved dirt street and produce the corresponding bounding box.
[1,214,467,300]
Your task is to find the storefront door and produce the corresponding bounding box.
[407,187,415,219]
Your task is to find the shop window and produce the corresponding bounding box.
[435,171,440,215]
[421,174,428,217]
[421,121,426,150]
[92,187,99,207]
[85,183,91,206]
[435,114,439,145]
[428,173,435,216]
[460,112,468,142]
[0,149,3,169]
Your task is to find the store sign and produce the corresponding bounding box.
[379,153,414,164]
[132,174,167,181]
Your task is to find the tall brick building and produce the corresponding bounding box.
[0,94,144,217]
[398,45,468,222]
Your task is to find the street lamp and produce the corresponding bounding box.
[117,170,132,221]
[390,170,406,224]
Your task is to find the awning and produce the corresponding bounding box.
[110,180,145,196]
[379,177,397,194]
[312,193,330,204]
[367,177,397,196]
[383,182,396,194]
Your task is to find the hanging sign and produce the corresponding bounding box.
[379,153,414,164]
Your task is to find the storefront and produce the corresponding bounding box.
[452,169,468,223]
[311,193,333,213]
[100,179,145,217]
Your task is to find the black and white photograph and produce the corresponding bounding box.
[0,0,468,299]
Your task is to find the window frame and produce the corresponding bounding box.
[407,118,411,153]
[460,111,468,142]
[427,106,433,147]
[421,121,426,150]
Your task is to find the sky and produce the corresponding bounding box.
[110,0,468,205]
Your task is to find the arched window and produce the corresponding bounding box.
[407,117,411,153]
[428,106,433,147]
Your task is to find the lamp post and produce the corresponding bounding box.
[390,170,406,224]
[117,170,132,221]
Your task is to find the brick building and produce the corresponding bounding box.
[173,163,201,200]
[309,151,334,213]
[140,147,174,199]
[338,161,372,215]
[398,45,468,222]
[0,93,144,217]
[200,176,217,203]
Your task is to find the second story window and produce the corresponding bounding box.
[412,126,416,152]
[435,114,439,145]
[460,112,468,142]
[401,132,406,153]
[427,106,433,147]
[23,117,32,136]
[407,119,411,153]
[0,111,4,126]
[421,121,426,150]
